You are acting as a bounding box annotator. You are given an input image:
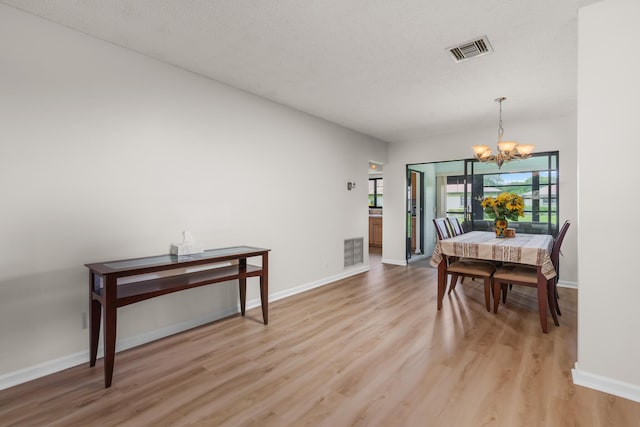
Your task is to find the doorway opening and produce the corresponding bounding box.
[368,161,383,263]
[406,168,426,262]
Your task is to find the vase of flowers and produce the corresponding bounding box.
[494,218,509,237]
[480,192,525,238]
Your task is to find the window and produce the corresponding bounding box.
[445,175,467,221]
[469,152,559,235]
[437,153,559,235]
[480,170,557,219]
[368,178,383,207]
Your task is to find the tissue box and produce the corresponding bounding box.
[170,243,205,256]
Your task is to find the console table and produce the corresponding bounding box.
[85,246,270,388]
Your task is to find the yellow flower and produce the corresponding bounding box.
[481,197,495,208]
[480,192,525,221]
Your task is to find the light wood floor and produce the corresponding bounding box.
[2,253,639,426]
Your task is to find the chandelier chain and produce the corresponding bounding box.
[497,97,505,141]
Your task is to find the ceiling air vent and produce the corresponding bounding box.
[447,36,493,63]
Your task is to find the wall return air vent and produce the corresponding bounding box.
[344,238,364,267]
[447,36,493,63]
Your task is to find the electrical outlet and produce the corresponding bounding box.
[81,312,88,330]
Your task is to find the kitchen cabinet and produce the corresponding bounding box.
[369,216,382,247]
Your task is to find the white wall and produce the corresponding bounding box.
[0,5,387,386]
[384,114,578,284]
[573,0,640,401]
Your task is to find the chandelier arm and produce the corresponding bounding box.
[475,154,495,162]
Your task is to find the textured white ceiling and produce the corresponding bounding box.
[1,0,599,143]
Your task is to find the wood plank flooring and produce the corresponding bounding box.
[2,253,639,426]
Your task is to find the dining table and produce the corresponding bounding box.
[430,230,557,332]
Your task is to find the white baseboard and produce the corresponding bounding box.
[381,258,407,266]
[0,265,370,391]
[407,254,430,263]
[0,351,89,392]
[572,363,640,403]
[0,307,237,391]
[246,264,370,308]
[557,280,577,289]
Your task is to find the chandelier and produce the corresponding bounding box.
[472,97,534,168]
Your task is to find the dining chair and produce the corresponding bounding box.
[549,220,571,315]
[433,218,496,311]
[433,217,457,265]
[498,220,570,315]
[492,220,570,325]
[433,218,452,240]
[447,259,496,311]
[447,216,465,236]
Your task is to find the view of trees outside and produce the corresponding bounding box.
[446,171,558,228]
[481,172,557,224]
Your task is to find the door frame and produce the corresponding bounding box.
[406,168,425,261]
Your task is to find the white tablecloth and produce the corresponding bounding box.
[430,231,556,279]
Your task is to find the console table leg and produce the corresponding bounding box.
[89,271,101,367]
[89,298,101,367]
[103,306,117,388]
[261,252,269,325]
[239,277,246,316]
[239,258,247,315]
[260,277,268,325]
[103,277,117,388]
